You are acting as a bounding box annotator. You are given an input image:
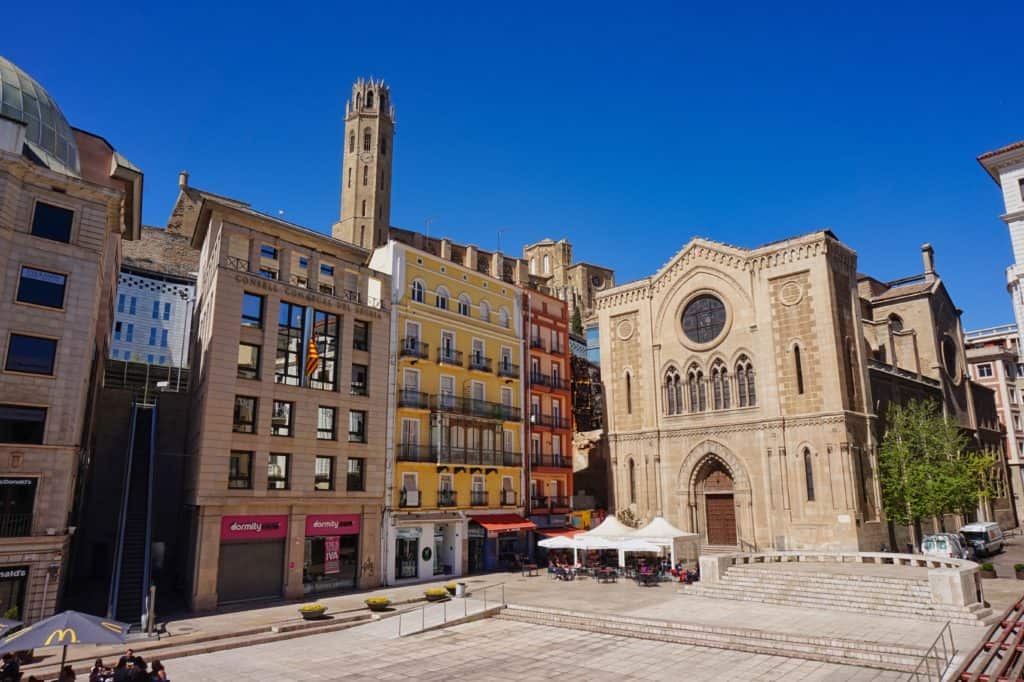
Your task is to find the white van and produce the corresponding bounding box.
[959,522,1004,557]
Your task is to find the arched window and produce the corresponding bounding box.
[366,90,374,108]
[888,314,904,332]
[845,338,858,407]
[746,364,756,406]
[457,294,471,316]
[498,308,510,328]
[349,133,355,153]
[736,363,747,407]
[530,258,537,275]
[712,362,729,410]
[543,255,551,274]
[479,301,490,323]
[794,345,805,394]
[361,199,366,217]
[803,448,815,501]
[664,366,681,415]
[362,165,368,186]
[697,371,707,411]
[363,128,372,152]
[435,286,450,311]
[411,280,425,303]
[688,366,699,413]
[347,167,352,188]
[625,372,633,414]
[356,93,362,109]
[628,458,637,504]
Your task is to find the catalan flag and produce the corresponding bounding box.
[305,337,320,377]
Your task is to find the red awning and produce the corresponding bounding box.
[538,527,581,538]
[469,513,537,532]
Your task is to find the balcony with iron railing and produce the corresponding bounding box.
[470,491,489,506]
[431,395,522,422]
[400,489,421,508]
[530,453,571,469]
[437,489,458,507]
[398,389,431,409]
[468,354,493,373]
[400,338,429,359]
[0,513,32,537]
[396,444,434,462]
[529,413,571,430]
[497,361,520,379]
[438,348,464,367]
[530,336,545,351]
[397,443,523,467]
[500,490,517,506]
[529,373,570,392]
[530,495,570,511]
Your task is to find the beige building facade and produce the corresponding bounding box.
[0,56,142,622]
[170,178,391,610]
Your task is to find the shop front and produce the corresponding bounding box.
[0,566,27,620]
[217,515,287,604]
[304,514,360,595]
[387,516,465,584]
[468,513,536,571]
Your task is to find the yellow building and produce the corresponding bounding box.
[370,240,531,583]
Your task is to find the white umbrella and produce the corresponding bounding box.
[538,536,577,549]
[579,516,636,539]
[617,538,664,553]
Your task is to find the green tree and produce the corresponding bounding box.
[571,306,583,336]
[878,399,998,538]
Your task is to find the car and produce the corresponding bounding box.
[959,522,1005,557]
[921,533,972,560]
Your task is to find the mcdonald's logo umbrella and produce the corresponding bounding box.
[0,610,129,670]
[0,619,21,637]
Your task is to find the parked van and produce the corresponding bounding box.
[921,533,971,560]
[959,522,1004,557]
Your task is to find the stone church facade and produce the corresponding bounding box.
[596,230,1008,552]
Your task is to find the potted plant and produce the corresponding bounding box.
[424,588,448,602]
[980,562,998,579]
[365,597,391,612]
[298,603,327,620]
[1014,564,1024,580]
[444,583,457,596]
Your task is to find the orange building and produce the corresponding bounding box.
[524,290,574,531]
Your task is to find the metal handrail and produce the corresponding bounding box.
[908,621,955,681]
[398,582,506,637]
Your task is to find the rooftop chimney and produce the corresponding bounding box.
[178,170,189,189]
[921,243,935,275]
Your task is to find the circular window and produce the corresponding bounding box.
[941,335,958,378]
[682,295,727,344]
[591,275,605,288]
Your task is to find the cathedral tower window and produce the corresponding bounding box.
[793,345,805,394]
[628,458,636,504]
[361,200,366,217]
[366,90,374,108]
[803,448,815,501]
[349,133,355,153]
[363,165,368,186]
[625,372,633,414]
[347,167,352,188]
[381,137,387,156]
[363,128,372,152]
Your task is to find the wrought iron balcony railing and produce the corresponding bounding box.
[437,489,457,507]
[438,348,464,366]
[530,453,571,468]
[470,491,489,506]
[497,361,520,379]
[469,354,493,372]
[398,389,431,409]
[400,338,429,359]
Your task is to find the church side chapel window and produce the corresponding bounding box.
[682,295,726,344]
[803,448,815,501]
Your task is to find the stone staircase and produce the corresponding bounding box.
[699,544,740,555]
[496,604,938,672]
[685,564,998,625]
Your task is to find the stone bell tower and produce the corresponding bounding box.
[333,78,395,249]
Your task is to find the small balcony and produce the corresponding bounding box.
[438,348,464,367]
[548,495,571,510]
[400,489,421,508]
[530,413,570,430]
[497,361,520,379]
[0,513,32,537]
[397,443,433,462]
[431,395,522,422]
[437,489,457,507]
[530,453,571,469]
[469,354,493,373]
[400,338,429,359]
[398,389,430,409]
[530,373,569,392]
[501,490,517,506]
[530,495,570,511]
[470,491,489,506]
[530,336,545,351]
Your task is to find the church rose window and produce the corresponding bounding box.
[682,295,726,344]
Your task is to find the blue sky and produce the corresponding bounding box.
[5,2,1023,328]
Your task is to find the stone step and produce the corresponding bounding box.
[726,565,933,588]
[719,575,933,601]
[700,545,740,555]
[496,604,937,673]
[685,584,995,625]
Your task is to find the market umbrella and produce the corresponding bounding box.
[0,610,129,672]
[0,619,21,636]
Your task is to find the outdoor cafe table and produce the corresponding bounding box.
[597,568,617,583]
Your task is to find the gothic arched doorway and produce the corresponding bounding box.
[698,460,736,546]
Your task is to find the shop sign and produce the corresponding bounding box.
[305,514,360,537]
[467,525,486,539]
[0,566,28,580]
[220,515,288,540]
[324,536,340,575]
[396,527,422,540]
[0,477,36,487]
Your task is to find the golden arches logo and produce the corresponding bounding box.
[44,628,78,645]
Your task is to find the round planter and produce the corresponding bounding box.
[445,586,457,596]
[366,601,391,612]
[1015,570,1024,580]
[299,607,327,620]
[425,593,448,602]
[980,569,998,579]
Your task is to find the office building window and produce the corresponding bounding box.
[242,293,264,327]
[5,334,57,375]
[271,400,294,436]
[320,264,334,277]
[147,354,154,364]
[260,244,278,259]
[161,329,168,347]
[158,355,166,365]
[0,405,46,444]
[228,451,252,489]
[351,364,368,396]
[275,302,306,386]
[348,410,367,443]
[30,202,73,243]
[233,396,257,434]
[267,454,290,490]
[152,300,160,319]
[237,343,261,379]
[126,324,134,342]
[149,327,157,346]
[118,294,125,313]
[346,458,365,491]
[163,302,171,320]
[318,406,337,440]
[977,364,993,378]
[309,309,339,391]
[16,267,66,309]
[315,456,335,491]
[353,320,369,351]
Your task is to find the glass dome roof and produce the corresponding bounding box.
[0,55,80,177]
